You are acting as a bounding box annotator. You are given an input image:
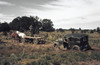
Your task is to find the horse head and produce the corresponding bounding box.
[16,31,20,34]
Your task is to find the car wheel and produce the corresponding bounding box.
[72,45,80,51]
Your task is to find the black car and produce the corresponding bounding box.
[63,33,92,50]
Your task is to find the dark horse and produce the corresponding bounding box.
[9,32,21,43]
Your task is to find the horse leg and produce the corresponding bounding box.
[21,38,25,43]
[11,39,14,43]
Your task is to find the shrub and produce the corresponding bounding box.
[37,59,50,65]
[90,51,100,61]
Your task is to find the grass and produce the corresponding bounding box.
[0,30,100,65]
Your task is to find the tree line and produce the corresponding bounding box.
[56,28,100,34]
[0,16,100,33]
[0,16,55,32]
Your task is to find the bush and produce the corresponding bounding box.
[37,59,50,65]
[90,51,100,61]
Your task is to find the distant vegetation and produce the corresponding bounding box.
[0,15,100,34]
[0,16,55,32]
[0,22,10,32]
[0,30,100,65]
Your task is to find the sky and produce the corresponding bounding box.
[0,0,100,29]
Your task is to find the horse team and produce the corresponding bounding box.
[9,31,26,43]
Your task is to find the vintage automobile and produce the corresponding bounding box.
[54,33,92,51]
[63,33,92,50]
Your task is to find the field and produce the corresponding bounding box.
[0,31,100,65]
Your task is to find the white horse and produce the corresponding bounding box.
[16,31,26,43]
[16,31,26,38]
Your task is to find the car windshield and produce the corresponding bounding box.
[68,37,79,41]
[68,37,80,43]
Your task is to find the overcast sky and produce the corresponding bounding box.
[0,0,100,29]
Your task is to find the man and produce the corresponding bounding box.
[29,25,34,37]
[63,38,70,49]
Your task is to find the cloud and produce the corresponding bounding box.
[18,0,100,29]
[0,1,14,6]
[61,21,100,29]
[0,13,15,23]
[21,0,100,17]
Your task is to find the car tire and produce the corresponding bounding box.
[72,45,80,51]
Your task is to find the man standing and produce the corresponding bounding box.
[29,25,34,37]
[63,38,70,49]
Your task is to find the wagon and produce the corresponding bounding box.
[63,33,92,50]
[23,36,46,44]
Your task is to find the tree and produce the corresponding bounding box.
[9,16,55,32]
[90,30,94,33]
[57,28,64,32]
[79,28,81,31]
[9,16,42,32]
[0,22,10,32]
[41,19,55,32]
[9,17,21,30]
[69,28,75,34]
[96,27,100,34]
